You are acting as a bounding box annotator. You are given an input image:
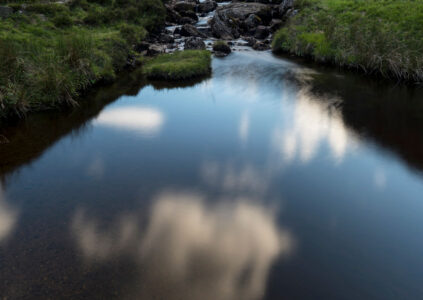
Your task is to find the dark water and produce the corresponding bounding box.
[1,52,423,299]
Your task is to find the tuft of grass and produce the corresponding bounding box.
[272,0,423,83]
[0,0,166,119]
[143,50,212,80]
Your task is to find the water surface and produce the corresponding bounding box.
[1,52,423,299]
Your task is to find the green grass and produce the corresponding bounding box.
[272,0,423,83]
[143,50,212,80]
[0,0,165,119]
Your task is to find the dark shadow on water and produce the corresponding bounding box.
[0,70,211,182]
[298,67,423,175]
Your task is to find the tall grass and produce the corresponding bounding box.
[272,0,423,83]
[0,0,166,119]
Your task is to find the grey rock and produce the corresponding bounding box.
[197,1,217,13]
[147,44,166,56]
[180,16,197,24]
[160,34,175,44]
[184,37,206,50]
[254,25,270,39]
[213,42,231,54]
[135,41,150,53]
[180,24,207,38]
[214,51,230,57]
[173,1,196,13]
[210,3,272,39]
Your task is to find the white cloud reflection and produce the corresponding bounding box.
[0,185,18,243]
[94,106,164,137]
[239,110,250,144]
[72,192,292,300]
[271,88,357,165]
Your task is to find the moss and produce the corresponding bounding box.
[143,50,212,80]
[272,0,423,83]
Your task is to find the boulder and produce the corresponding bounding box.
[147,44,166,56]
[181,10,198,21]
[180,16,197,24]
[0,6,13,18]
[165,5,182,24]
[180,24,207,38]
[197,0,217,13]
[213,42,231,54]
[210,3,272,39]
[254,25,270,39]
[184,37,206,50]
[173,1,196,13]
[159,34,175,44]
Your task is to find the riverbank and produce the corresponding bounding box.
[272,0,423,83]
[0,0,166,119]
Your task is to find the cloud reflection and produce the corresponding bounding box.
[272,88,356,165]
[0,185,18,243]
[72,192,292,300]
[94,106,164,137]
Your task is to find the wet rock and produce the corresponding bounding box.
[244,14,261,31]
[197,0,217,13]
[244,36,257,47]
[180,24,207,38]
[279,0,294,16]
[180,16,197,24]
[165,5,182,24]
[160,34,175,44]
[210,3,271,39]
[213,41,231,54]
[252,41,270,51]
[181,10,198,21]
[0,6,13,18]
[254,25,270,39]
[269,18,282,32]
[147,44,166,56]
[173,1,197,13]
[184,37,206,50]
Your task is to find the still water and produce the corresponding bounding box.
[1,52,423,299]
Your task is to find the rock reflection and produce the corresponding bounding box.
[72,192,292,300]
[94,106,164,137]
[0,185,18,243]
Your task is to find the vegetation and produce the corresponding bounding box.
[272,0,423,83]
[0,0,165,118]
[143,50,212,80]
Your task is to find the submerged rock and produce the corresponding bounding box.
[184,37,206,50]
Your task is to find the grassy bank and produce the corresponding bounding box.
[143,50,212,80]
[272,0,423,83]
[0,0,165,118]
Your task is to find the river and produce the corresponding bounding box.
[0,51,423,299]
